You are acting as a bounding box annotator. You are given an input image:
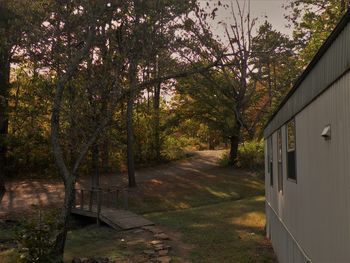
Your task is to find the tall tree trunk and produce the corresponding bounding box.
[101,138,110,173]
[91,144,100,188]
[53,178,75,262]
[153,81,161,162]
[127,89,136,188]
[229,122,241,167]
[126,59,138,187]
[0,47,10,201]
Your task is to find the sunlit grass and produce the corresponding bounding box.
[129,167,265,214]
[0,162,274,262]
[146,197,276,263]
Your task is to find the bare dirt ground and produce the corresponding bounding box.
[0,150,225,219]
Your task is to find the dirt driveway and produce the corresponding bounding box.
[0,150,225,218]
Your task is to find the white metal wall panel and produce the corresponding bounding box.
[266,203,311,263]
[266,71,350,262]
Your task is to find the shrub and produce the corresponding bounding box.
[218,151,230,167]
[161,136,187,161]
[218,140,264,171]
[237,140,264,171]
[16,208,59,263]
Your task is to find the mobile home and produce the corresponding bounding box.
[264,9,350,263]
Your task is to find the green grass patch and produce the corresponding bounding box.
[146,196,276,263]
[129,167,265,215]
[64,225,129,262]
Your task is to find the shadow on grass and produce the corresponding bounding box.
[129,167,265,214]
[146,196,277,263]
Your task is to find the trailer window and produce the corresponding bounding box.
[268,136,273,186]
[277,129,283,192]
[286,119,296,181]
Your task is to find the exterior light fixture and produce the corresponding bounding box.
[321,125,331,140]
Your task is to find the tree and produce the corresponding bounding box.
[174,72,236,149]
[38,1,120,258]
[44,0,221,257]
[0,4,12,200]
[175,1,298,165]
[251,21,298,136]
[286,0,350,68]
[115,0,218,186]
[0,0,45,201]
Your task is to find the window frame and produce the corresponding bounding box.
[277,128,283,193]
[286,118,297,183]
[268,136,273,187]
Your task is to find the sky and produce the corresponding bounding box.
[199,0,293,43]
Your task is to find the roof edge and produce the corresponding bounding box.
[264,8,350,130]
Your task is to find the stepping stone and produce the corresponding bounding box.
[142,226,162,234]
[156,256,171,263]
[154,233,169,240]
[143,250,156,257]
[150,240,163,245]
[158,249,169,256]
[154,244,165,251]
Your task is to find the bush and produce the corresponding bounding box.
[218,140,264,171]
[16,208,59,263]
[161,136,187,161]
[237,140,264,171]
[218,151,230,167]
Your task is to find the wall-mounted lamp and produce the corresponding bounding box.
[321,125,331,140]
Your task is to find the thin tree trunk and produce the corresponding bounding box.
[153,81,161,162]
[267,61,272,107]
[101,139,110,173]
[126,58,138,187]
[229,122,241,167]
[126,88,136,187]
[91,144,100,188]
[53,178,75,262]
[0,47,10,201]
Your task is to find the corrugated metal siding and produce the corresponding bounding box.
[266,203,311,263]
[264,23,350,138]
[266,71,350,262]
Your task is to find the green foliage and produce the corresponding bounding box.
[174,73,234,144]
[237,140,264,171]
[218,151,230,167]
[286,0,349,68]
[16,209,59,263]
[7,68,54,177]
[161,136,187,161]
[219,141,264,171]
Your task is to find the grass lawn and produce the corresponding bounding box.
[64,225,130,262]
[128,166,266,215]
[146,196,275,263]
[0,154,276,262]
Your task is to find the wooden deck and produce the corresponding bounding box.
[71,206,154,230]
[71,187,154,230]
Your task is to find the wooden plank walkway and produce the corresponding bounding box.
[71,206,154,230]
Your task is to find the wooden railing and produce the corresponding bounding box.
[72,187,129,224]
